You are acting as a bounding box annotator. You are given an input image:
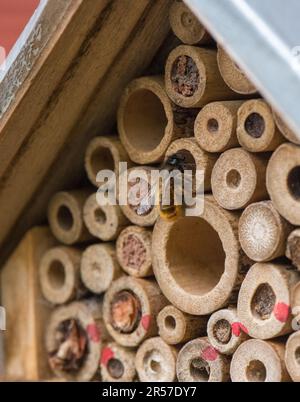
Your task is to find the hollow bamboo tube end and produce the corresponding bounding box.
[39,246,82,305]
[291,281,300,314]
[152,196,245,315]
[157,305,207,345]
[116,226,153,278]
[207,308,248,355]
[287,229,300,271]
[48,189,93,245]
[273,111,300,145]
[165,45,238,108]
[165,137,217,191]
[237,262,299,339]
[83,194,129,241]
[176,337,231,382]
[100,342,136,382]
[239,201,293,262]
[237,100,284,152]
[135,337,178,382]
[46,300,103,381]
[211,148,268,210]
[267,143,300,225]
[119,166,159,227]
[217,46,257,95]
[84,136,131,187]
[195,101,243,153]
[285,331,300,382]
[118,76,177,164]
[81,244,121,294]
[169,1,211,45]
[230,339,290,382]
[103,276,168,347]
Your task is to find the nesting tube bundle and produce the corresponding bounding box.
[230,339,290,382]
[116,226,153,278]
[135,337,178,382]
[239,201,293,262]
[237,100,285,152]
[80,244,122,295]
[217,46,257,95]
[39,246,84,305]
[211,148,269,210]
[48,189,93,245]
[157,305,207,345]
[152,196,250,316]
[100,342,136,382]
[176,337,231,382]
[237,262,300,340]
[165,45,239,108]
[103,276,168,347]
[195,100,243,153]
[207,308,249,355]
[83,194,129,241]
[46,299,105,381]
[169,1,211,45]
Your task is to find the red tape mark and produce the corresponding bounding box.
[201,346,218,362]
[86,323,101,343]
[273,302,290,323]
[101,347,114,366]
[231,322,249,337]
[141,314,151,331]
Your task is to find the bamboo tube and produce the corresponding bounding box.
[195,100,243,153]
[211,148,269,210]
[286,229,300,270]
[39,246,85,305]
[237,100,285,152]
[165,45,239,108]
[239,201,293,262]
[291,281,300,320]
[230,339,290,382]
[176,337,231,382]
[48,189,93,245]
[165,137,218,191]
[169,1,211,45]
[152,196,250,315]
[207,307,249,356]
[80,244,122,294]
[118,76,197,164]
[273,111,300,145]
[103,276,168,347]
[100,342,136,382]
[84,136,131,187]
[217,46,257,95]
[83,194,129,241]
[266,143,300,225]
[135,337,178,382]
[157,305,207,345]
[46,299,107,381]
[237,262,300,340]
[119,166,159,227]
[116,226,153,278]
[285,331,300,382]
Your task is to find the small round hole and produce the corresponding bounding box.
[207,118,219,133]
[245,113,265,138]
[287,166,300,200]
[107,358,124,379]
[165,315,176,330]
[57,205,74,231]
[251,283,276,321]
[150,359,161,374]
[181,11,194,27]
[246,360,267,382]
[295,347,300,365]
[94,208,106,224]
[213,319,232,345]
[48,260,66,290]
[226,169,241,189]
[91,147,114,178]
[190,358,210,382]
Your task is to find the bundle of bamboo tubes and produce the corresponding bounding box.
[16,0,300,382]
